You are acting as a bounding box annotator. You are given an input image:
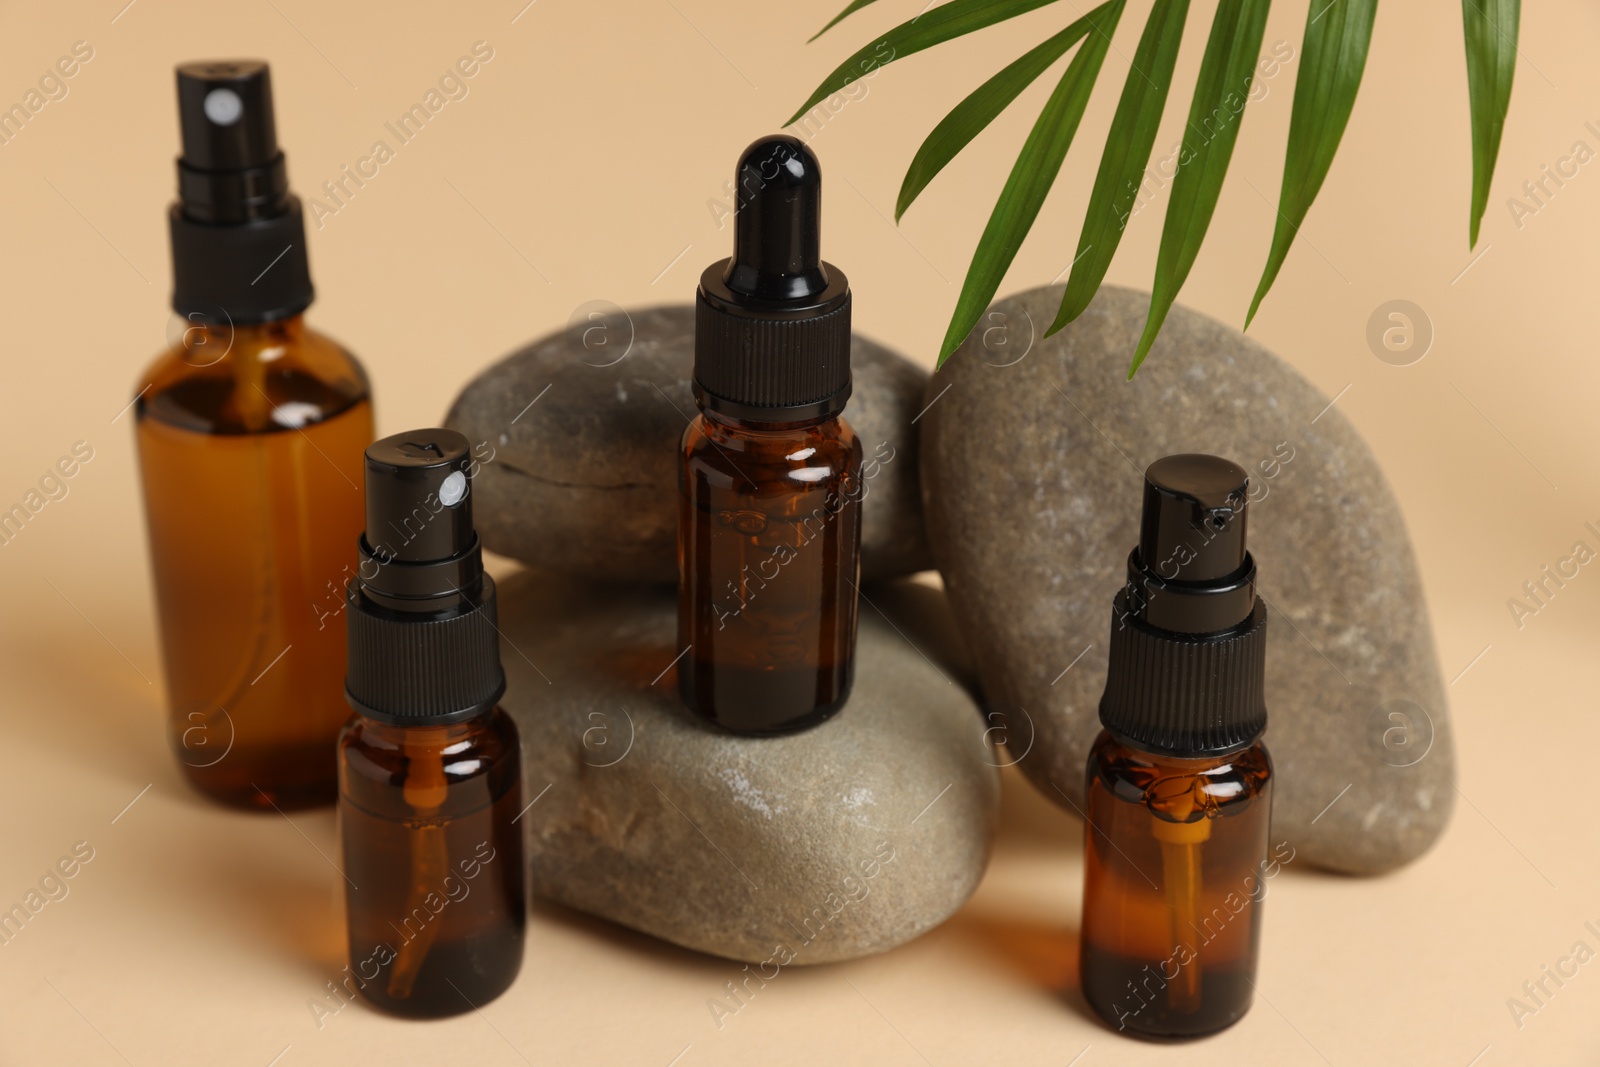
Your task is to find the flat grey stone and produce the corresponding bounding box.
[920,285,1454,876]
[496,567,998,964]
[447,305,934,584]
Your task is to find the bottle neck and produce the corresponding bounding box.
[355,712,491,748]
[1109,731,1260,770]
[698,404,834,435]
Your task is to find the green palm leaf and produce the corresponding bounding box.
[1246,0,1376,327]
[1461,0,1518,247]
[1129,0,1271,378]
[810,0,884,42]
[1050,0,1190,335]
[792,0,1519,376]
[787,0,1078,126]
[937,0,1125,366]
[896,13,1103,221]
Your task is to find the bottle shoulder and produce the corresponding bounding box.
[682,412,861,486]
[138,317,370,435]
[1089,729,1271,818]
[339,709,520,797]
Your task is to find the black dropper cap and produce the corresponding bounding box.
[345,429,506,726]
[1098,455,1268,757]
[169,60,314,325]
[694,134,852,421]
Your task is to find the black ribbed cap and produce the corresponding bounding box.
[1099,455,1268,757]
[170,60,313,325]
[345,429,506,726]
[694,134,852,421]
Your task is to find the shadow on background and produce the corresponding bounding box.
[529,897,747,977]
[2,608,169,795]
[961,913,1080,991]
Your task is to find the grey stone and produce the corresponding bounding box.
[920,285,1453,876]
[446,305,934,584]
[496,567,999,964]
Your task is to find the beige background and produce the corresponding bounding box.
[1,0,1597,1062]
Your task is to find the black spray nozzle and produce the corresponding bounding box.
[724,135,828,302]
[1139,454,1250,582]
[1126,454,1255,635]
[346,428,504,725]
[177,60,278,170]
[357,429,482,612]
[174,59,288,224]
[364,429,475,564]
[1100,452,1269,757]
[168,59,313,325]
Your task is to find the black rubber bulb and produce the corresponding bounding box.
[722,134,829,303]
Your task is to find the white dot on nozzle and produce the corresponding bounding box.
[204,88,243,126]
[439,471,467,507]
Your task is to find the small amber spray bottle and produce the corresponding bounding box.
[678,134,863,734]
[1080,455,1273,1039]
[339,430,525,1018]
[136,61,373,808]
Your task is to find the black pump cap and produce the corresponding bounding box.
[177,60,280,173]
[1098,454,1268,757]
[346,429,505,726]
[169,59,313,325]
[175,61,290,224]
[1128,454,1256,633]
[695,135,852,420]
[1140,455,1249,583]
[363,432,477,569]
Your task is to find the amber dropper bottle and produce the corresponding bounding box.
[1080,455,1273,1040]
[135,61,373,809]
[678,134,863,734]
[339,429,525,1019]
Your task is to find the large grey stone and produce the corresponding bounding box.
[447,305,934,584]
[920,285,1453,876]
[496,567,998,964]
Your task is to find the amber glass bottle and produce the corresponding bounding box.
[340,712,524,1018]
[678,134,861,734]
[1081,735,1273,1037]
[679,408,861,732]
[137,61,371,809]
[1079,455,1273,1040]
[339,429,524,1018]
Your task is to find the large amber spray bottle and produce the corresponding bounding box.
[677,134,863,734]
[1080,455,1273,1039]
[339,429,525,1018]
[135,61,373,809]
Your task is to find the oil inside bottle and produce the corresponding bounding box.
[1079,734,1273,1039]
[137,320,370,809]
[678,412,861,733]
[339,712,525,1018]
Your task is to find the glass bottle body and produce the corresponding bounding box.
[338,708,526,1019]
[136,316,372,809]
[677,407,863,733]
[1080,730,1274,1039]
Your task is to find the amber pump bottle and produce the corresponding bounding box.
[1080,455,1273,1040]
[135,61,373,809]
[678,134,863,734]
[339,429,525,1019]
